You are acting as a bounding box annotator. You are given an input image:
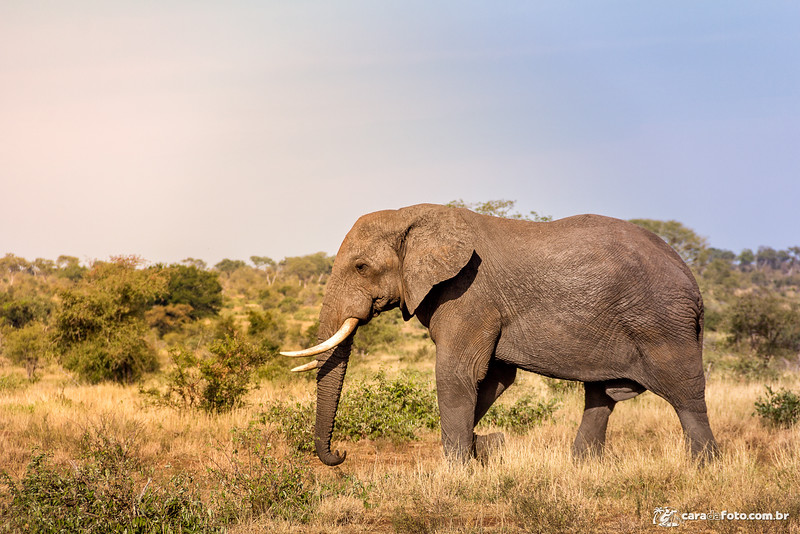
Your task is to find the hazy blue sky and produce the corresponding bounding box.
[2,2,799,265]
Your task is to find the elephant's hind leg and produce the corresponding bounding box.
[641,345,719,461]
[572,381,631,459]
[474,359,517,425]
[472,359,516,460]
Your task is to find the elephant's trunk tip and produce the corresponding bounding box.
[319,449,347,466]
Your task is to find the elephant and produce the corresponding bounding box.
[282,203,718,466]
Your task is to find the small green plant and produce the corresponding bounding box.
[543,377,580,394]
[480,395,559,434]
[142,335,266,413]
[353,311,403,355]
[334,371,439,442]
[0,424,217,534]
[266,371,439,450]
[0,373,27,392]
[260,401,315,453]
[754,385,800,427]
[210,426,316,523]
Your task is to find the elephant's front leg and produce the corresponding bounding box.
[434,345,498,462]
[436,371,478,461]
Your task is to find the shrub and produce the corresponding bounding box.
[1,322,50,380]
[158,264,222,319]
[0,296,51,328]
[60,321,159,385]
[725,291,800,359]
[353,310,403,355]
[246,309,286,354]
[144,303,193,336]
[267,371,439,451]
[0,429,217,533]
[335,371,439,442]
[144,336,266,413]
[480,396,560,434]
[543,377,580,395]
[53,258,166,384]
[754,386,800,427]
[210,426,316,523]
[260,402,315,453]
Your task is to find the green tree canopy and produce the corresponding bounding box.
[250,256,276,270]
[157,264,223,319]
[214,259,247,275]
[53,257,167,383]
[280,252,333,282]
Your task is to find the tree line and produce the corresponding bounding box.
[2,200,799,388]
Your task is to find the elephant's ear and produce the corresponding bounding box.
[400,206,475,316]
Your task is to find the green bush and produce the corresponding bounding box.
[60,322,159,385]
[1,322,50,380]
[210,426,315,523]
[0,437,217,533]
[335,371,439,442]
[260,402,315,453]
[53,259,166,384]
[353,311,403,355]
[725,291,800,359]
[754,386,800,427]
[157,264,222,319]
[480,396,559,434]
[0,296,51,328]
[267,372,439,451]
[143,336,266,413]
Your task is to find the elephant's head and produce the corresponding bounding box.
[281,204,474,465]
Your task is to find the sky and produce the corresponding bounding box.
[2,2,799,266]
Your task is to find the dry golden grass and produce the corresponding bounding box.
[1,359,799,533]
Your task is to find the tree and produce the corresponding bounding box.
[214,259,247,275]
[250,256,275,270]
[251,256,278,285]
[32,258,56,279]
[157,264,223,319]
[725,290,800,359]
[0,254,31,286]
[738,249,755,270]
[628,219,708,268]
[53,258,167,383]
[56,255,86,281]
[280,252,334,283]
[756,246,779,271]
[447,199,552,222]
[181,257,207,270]
[0,297,51,329]
[2,323,49,380]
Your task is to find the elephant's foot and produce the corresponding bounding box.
[473,432,505,463]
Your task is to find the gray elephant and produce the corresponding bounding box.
[282,204,718,465]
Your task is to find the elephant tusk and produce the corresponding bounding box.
[280,317,359,358]
[291,360,320,373]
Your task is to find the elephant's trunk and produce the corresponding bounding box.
[310,298,358,466]
[313,338,352,466]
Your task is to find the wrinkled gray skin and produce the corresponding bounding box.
[307,204,718,466]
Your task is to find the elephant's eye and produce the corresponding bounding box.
[355,262,369,275]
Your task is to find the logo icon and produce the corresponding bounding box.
[653,507,680,527]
